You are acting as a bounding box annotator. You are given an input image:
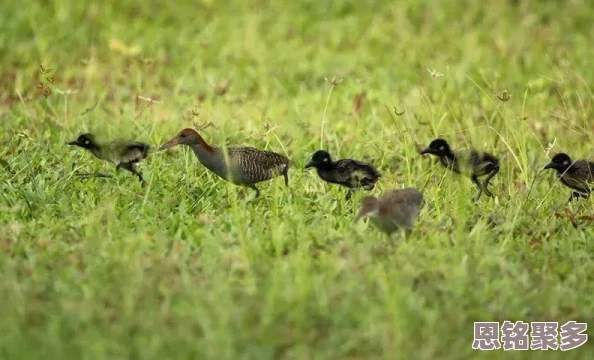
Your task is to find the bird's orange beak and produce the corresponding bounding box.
[158,136,180,151]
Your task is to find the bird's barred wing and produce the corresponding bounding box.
[229,147,289,169]
[225,146,290,183]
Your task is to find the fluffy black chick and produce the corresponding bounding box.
[305,150,381,200]
[543,152,594,201]
[68,133,151,184]
[420,138,500,201]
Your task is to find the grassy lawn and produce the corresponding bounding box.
[2,0,594,358]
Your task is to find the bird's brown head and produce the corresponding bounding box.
[158,128,208,151]
[544,152,572,173]
[355,196,379,222]
[420,138,451,157]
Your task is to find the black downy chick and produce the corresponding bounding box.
[305,150,381,200]
[420,138,500,201]
[543,152,594,201]
[68,133,151,184]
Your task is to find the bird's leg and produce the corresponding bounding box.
[120,163,146,186]
[568,192,578,203]
[345,189,353,200]
[482,168,499,197]
[570,191,589,201]
[404,229,413,240]
[471,175,483,201]
[248,184,260,199]
[283,168,289,187]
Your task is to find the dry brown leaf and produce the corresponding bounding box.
[215,78,230,96]
[529,238,542,248]
[109,39,141,56]
[353,91,366,116]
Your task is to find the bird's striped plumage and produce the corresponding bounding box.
[159,128,290,198]
[223,146,290,185]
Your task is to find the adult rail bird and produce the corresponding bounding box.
[420,138,499,201]
[544,152,594,201]
[68,133,151,184]
[305,150,381,200]
[158,128,290,198]
[355,187,424,236]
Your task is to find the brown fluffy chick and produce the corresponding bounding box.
[356,188,425,236]
[158,128,291,198]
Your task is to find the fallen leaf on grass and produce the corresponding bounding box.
[529,237,542,248]
[565,209,578,228]
[214,78,230,96]
[109,39,141,56]
[353,91,366,116]
[555,210,578,228]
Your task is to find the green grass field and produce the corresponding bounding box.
[2,0,594,358]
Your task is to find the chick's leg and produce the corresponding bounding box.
[118,162,145,184]
[248,184,260,199]
[471,175,483,201]
[481,164,500,197]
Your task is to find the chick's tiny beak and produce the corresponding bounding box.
[67,140,79,146]
[420,148,431,155]
[304,161,314,169]
[158,137,180,151]
[543,162,554,170]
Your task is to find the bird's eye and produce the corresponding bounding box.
[563,161,569,165]
[439,146,445,151]
[84,140,89,144]
[323,158,329,162]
